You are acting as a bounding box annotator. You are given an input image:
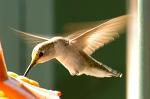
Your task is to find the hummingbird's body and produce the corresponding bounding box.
[13,15,127,78]
[53,37,121,77]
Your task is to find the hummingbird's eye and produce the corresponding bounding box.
[39,51,44,57]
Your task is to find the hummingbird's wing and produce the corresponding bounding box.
[67,15,127,55]
[64,20,108,33]
[11,28,49,43]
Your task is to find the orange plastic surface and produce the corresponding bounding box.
[0,42,37,99]
[0,42,61,99]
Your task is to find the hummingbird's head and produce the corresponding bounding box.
[24,40,55,76]
[32,41,56,64]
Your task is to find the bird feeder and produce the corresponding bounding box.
[0,41,61,99]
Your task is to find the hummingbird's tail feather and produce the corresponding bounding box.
[113,71,122,78]
[106,66,123,78]
[78,50,123,78]
[83,59,123,78]
[97,62,123,78]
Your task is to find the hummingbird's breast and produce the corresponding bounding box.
[56,44,87,75]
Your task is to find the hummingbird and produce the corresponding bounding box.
[13,15,127,78]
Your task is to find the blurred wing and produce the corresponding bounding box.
[11,28,49,43]
[67,15,127,55]
[64,20,110,40]
[64,20,107,34]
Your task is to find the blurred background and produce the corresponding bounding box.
[0,0,126,99]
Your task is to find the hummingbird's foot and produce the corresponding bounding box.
[70,70,79,76]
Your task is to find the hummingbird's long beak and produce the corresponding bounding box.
[23,60,36,77]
